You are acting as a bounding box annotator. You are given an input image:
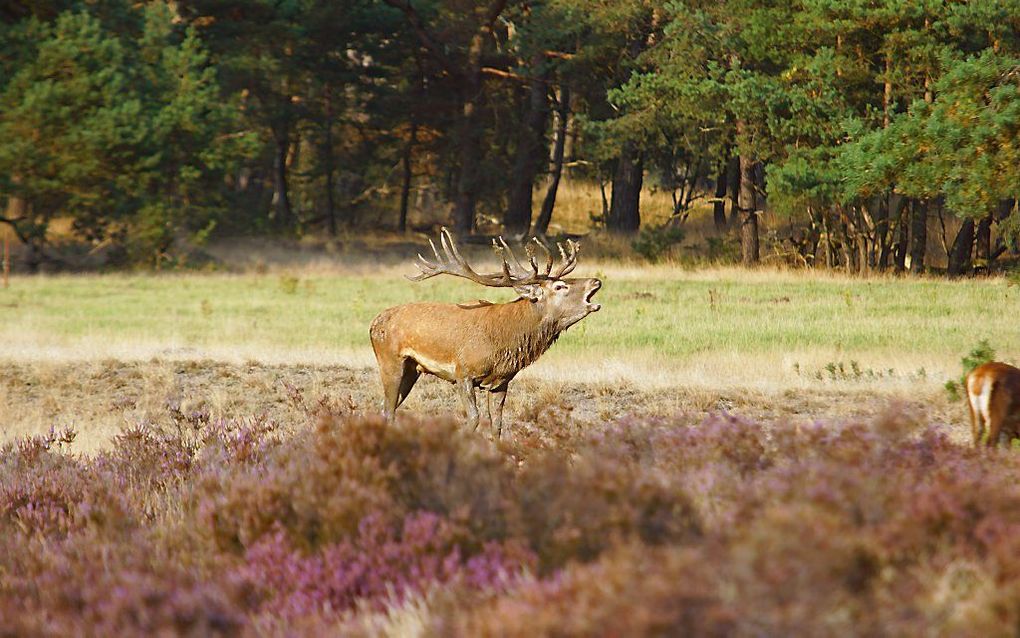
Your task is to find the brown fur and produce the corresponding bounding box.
[370,276,601,436]
[966,362,1020,447]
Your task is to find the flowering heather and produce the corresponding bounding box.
[241,511,534,618]
[3,404,1020,635]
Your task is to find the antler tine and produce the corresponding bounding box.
[436,228,460,266]
[529,238,554,277]
[490,238,517,284]
[524,242,539,276]
[404,236,445,281]
[550,238,580,278]
[496,236,536,280]
[408,228,518,287]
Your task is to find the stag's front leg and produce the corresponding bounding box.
[490,385,508,438]
[456,378,479,430]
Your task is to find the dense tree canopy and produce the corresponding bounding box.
[0,0,1016,273]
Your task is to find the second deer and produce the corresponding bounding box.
[966,362,1020,447]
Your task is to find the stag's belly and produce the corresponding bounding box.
[400,346,459,382]
[399,344,518,387]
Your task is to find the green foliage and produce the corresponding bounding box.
[843,50,1020,216]
[630,224,686,262]
[945,339,997,402]
[0,3,255,265]
[1,0,1018,267]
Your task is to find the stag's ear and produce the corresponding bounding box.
[514,283,544,302]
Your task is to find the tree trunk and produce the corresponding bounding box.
[534,84,569,237]
[727,154,740,227]
[2,196,41,273]
[738,154,760,265]
[323,88,337,236]
[505,59,549,234]
[909,199,927,274]
[873,194,890,269]
[893,201,908,272]
[976,213,992,266]
[452,107,481,234]
[271,132,293,225]
[713,154,729,232]
[451,32,488,235]
[1000,199,1018,256]
[947,218,975,276]
[398,118,418,233]
[607,144,642,234]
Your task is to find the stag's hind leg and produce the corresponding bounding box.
[456,378,479,430]
[489,384,508,438]
[380,357,420,422]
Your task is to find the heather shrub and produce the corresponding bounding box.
[437,543,736,637]
[515,430,703,568]
[7,402,1020,635]
[241,511,534,619]
[96,423,199,492]
[0,429,133,540]
[431,409,1020,636]
[196,415,517,551]
[0,533,254,637]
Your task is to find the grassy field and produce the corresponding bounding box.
[3,264,1017,376]
[1,261,1018,451]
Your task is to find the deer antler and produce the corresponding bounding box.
[549,238,579,278]
[407,228,581,287]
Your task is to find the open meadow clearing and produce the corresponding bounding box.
[2,261,1019,452]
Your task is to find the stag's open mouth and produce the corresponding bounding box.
[584,280,602,312]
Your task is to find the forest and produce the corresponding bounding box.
[1,0,1018,273]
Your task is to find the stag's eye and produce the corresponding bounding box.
[553,281,569,292]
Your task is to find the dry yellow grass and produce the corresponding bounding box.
[0,358,963,454]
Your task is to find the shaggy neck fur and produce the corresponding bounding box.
[483,299,562,380]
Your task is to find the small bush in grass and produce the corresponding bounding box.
[631,224,686,262]
[945,339,997,401]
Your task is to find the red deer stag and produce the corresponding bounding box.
[966,362,1020,447]
[370,228,602,436]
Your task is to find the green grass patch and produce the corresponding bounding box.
[1,270,1018,370]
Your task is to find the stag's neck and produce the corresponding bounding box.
[486,299,561,378]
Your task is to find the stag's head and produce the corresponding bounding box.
[408,228,601,331]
